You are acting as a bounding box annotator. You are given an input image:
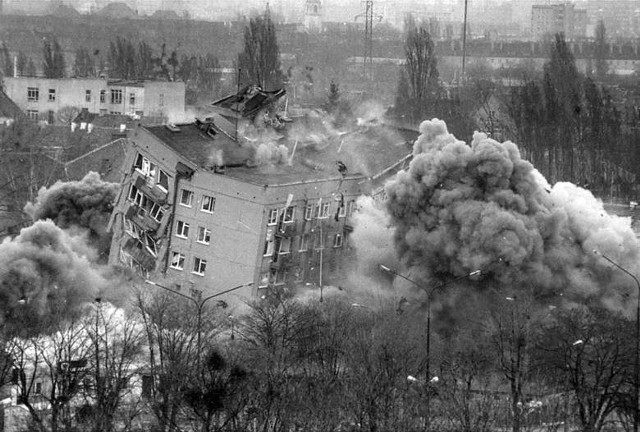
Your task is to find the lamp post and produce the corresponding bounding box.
[378,265,481,430]
[144,280,252,361]
[593,250,640,432]
[564,339,584,432]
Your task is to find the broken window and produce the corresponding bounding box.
[134,153,156,177]
[158,170,169,191]
[111,89,123,104]
[192,257,207,275]
[180,189,194,207]
[333,233,343,248]
[48,89,56,102]
[275,269,287,285]
[85,90,91,102]
[279,237,291,254]
[176,220,189,238]
[170,252,185,270]
[201,195,216,213]
[284,206,295,223]
[129,93,136,105]
[144,234,158,256]
[263,229,274,256]
[149,202,165,222]
[258,272,270,288]
[27,87,39,102]
[100,90,106,103]
[197,226,211,245]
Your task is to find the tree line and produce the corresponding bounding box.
[391,21,640,201]
[0,286,636,432]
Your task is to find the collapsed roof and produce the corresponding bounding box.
[209,85,286,122]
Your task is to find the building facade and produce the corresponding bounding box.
[107,119,413,304]
[2,77,184,123]
[531,3,587,39]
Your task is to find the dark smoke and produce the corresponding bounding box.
[354,119,640,313]
[24,172,119,262]
[0,220,132,335]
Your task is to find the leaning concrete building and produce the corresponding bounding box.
[107,89,414,303]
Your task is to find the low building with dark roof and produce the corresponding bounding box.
[107,115,416,303]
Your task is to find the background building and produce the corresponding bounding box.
[2,77,185,124]
[531,3,587,39]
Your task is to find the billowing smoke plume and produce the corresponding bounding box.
[354,119,640,312]
[24,172,119,261]
[0,220,132,335]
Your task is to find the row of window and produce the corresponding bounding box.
[133,154,216,214]
[27,87,165,106]
[263,231,344,256]
[175,220,212,245]
[267,200,356,225]
[170,251,207,276]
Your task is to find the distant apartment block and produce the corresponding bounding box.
[107,117,414,303]
[2,77,184,124]
[532,3,587,39]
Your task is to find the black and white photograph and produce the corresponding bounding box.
[0,1,639,431]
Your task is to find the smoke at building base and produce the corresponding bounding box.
[24,172,119,262]
[0,220,133,335]
[352,118,640,315]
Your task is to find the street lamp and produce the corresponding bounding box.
[564,339,584,432]
[593,249,640,432]
[378,264,481,430]
[144,280,252,362]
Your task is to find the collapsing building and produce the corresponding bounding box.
[107,85,416,303]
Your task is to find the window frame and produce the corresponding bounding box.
[85,89,92,103]
[26,110,39,121]
[333,233,343,248]
[197,226,211,245]
[192,257,207,276]
[170,251,185,270]
[201,195,216,213]
[283,206,295,223]
[279,237,291,254]
[100,90,106,103]
[263,229,274,256]
[149,202,165,223]
[129,92,136,105]
[157,170,169,192]
[267,209,279,225]
[179,189,194,207]
[111,89,123,104]
[175,220,190,239]
[27,87,39,102]
[319,202,331,219]
[48,89,56,102]
[304,204,314,220]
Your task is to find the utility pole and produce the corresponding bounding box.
[461,0,469,83]
[355,1,382,81]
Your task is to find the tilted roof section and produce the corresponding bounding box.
[210,85,286,120]
[143,120,417,187]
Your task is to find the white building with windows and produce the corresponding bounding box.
[2,77,184,124]
[107,117,415,302]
